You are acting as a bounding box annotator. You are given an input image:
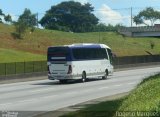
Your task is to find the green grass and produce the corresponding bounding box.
[60,74,160,117]
[119,74,160,112]
[1,23,160,59]
[0,48,47,75]
[0,48,46,63]
[35,30,160,56]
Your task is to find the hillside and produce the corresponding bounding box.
[0,23,160,62]
[0,48,45,63]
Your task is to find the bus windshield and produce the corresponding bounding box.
[107,48,113,64]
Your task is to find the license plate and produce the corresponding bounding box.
[56,76,64,78]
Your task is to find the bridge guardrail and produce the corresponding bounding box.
[118,26,160,32]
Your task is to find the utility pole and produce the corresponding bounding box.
[131,7,133,27]
[36,12,39,28]
[98,26,100,43]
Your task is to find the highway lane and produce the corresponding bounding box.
[0,66,159,112]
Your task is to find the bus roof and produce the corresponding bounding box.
[48,43,111,49]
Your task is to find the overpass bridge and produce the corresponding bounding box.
[118,26,160,37]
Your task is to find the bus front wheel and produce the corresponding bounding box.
[81,72,86,83]
[102,70,108,80]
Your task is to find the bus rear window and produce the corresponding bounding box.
[47,47,70,61]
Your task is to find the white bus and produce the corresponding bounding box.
[47,43,113,83]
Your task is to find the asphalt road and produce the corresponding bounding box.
[0,66,159,116]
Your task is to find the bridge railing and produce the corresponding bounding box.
[118,26,160,32]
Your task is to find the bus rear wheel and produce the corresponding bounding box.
[59,80,67,84]
[102,70,108,80]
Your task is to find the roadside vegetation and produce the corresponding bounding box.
[0,48,46,63]
[60,73,160,117]
[1,2,160,62]
[1,23,160,63]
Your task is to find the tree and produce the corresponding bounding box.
[0,9,3,15]
[93,23,122,32]
[95,23,108,32]
[133,7,160,26]
[18,8,37,30]
[4,14,12,23]
[13,20,28,39]
[0,9,12,24]
[13,8,37,39]
[133,15,143,26]
[0,9,4,23]
[40,1,99,32]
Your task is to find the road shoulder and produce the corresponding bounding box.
[33,92,129,117]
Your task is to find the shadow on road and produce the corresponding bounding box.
[32,78,109,86]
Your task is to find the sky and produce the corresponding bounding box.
[1,0,160,26]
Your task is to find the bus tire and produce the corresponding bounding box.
[81,71,86,83]
[59,80,67,84]
[102,69,108,80]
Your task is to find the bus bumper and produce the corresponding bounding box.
[48,74,79,80]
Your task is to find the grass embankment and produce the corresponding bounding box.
[0,48,47,75]
[0,48,46,63]
[61,74,160,117]
[1,23,160,62]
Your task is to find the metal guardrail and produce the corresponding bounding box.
[114,55,160,65]
[0,61,47,76]
[0,55,160,76]
[113,55,160,69]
